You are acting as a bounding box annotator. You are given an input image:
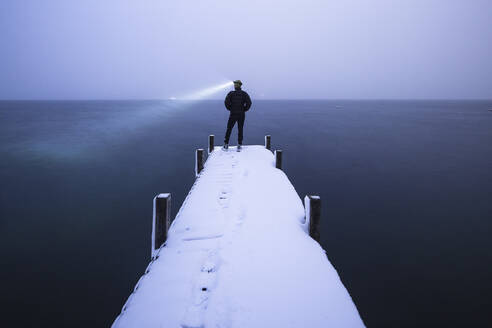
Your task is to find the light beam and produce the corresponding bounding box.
[176,81,234,100]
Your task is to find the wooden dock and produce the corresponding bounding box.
[112,136,364,328]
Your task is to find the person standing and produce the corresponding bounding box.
[223,80,252,151]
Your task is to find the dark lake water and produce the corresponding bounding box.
[1,100,491,327]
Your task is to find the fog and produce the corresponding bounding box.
[1,0,491,99]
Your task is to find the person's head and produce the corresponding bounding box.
[233,80,242,90]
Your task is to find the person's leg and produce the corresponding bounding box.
[224,115,237,144]
[237,113,245,145]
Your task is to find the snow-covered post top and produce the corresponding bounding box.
[275,150,283,170]
[208,135,214,154]
[152,193,171,258]
[304,195,321,242]
[265,135,271,150]
[195,149,204,177]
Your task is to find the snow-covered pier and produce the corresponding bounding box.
[113,136,365,328]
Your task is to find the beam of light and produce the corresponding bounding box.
[17,81,235,162]
[176,81,234,100]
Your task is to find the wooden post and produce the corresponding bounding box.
[195,149,204,176]
[275,150,283,170]
[265,135,271,150]
[208,135,215,154]
[304,195,321,242]
[152,193,171,258]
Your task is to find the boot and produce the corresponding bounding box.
[222,143,229,150]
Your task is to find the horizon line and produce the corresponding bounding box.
[1,98,492,102]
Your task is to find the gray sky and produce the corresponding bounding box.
[1,0,491,100]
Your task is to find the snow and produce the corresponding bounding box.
[113,145,365,328]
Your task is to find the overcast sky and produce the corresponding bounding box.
[1,0,491,100]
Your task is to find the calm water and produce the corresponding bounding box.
[1,100,491,327]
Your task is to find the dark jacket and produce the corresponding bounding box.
[225,89,252,114]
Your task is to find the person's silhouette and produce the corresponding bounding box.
[223,80,252,151]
